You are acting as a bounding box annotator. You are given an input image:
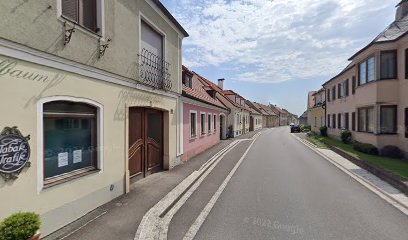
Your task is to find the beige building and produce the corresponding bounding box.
[309,88,326,133]
[323,1,408,157]
[0,0,188,236]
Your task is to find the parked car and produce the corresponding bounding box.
[290,124,301,133]
[290,123,295,127]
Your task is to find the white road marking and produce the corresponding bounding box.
[292,134,408,216]
[183,132,261,240]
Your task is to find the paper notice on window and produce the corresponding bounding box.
[73,150,82,164]
[58,152,69,167]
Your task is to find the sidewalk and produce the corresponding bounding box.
[44,130,264,240]
[294,133,408,215]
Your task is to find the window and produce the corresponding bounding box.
[43,101,98,183]
[345,113,349,130]
[214,115,217,132]
[62,0,99,33]
[190,112,197,138]
[328,114,331,128]
[352,76,356,94]
[380,51,397,80]
[358,107,375,133]
[405,108,408,138]
[405,49,408,79]
[327,90,331,102]
[352,112,356,131]
[182,73,192,88]
[208,114,212,133]
[338,114,342,129]
[332,86,336,101]
[201,113,206,135]
[359,57,375,85]
[380,106,397,134]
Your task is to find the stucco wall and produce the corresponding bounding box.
[0,0,183,93]
[182,102,221,161]
[0,55,179,236]
[309,107,325,133]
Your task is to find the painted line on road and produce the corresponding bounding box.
[183,133,260,240]
[292,134,408,216]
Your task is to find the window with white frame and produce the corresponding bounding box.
[208,114,212,133]
[213,114,217,132]
[61,0,102,34]
[201,113,206,135]
[190,112,197,138]
[358,107,375,133]
[341,114,346,129]
[43,101,99,184]
[359,57,375,85]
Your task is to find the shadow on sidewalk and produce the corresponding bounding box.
[44,129,265,240]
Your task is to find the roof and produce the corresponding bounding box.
[349,14,408,60]
[245,101,263,115]
[152,0,189,37]
[322,63,355,87]
[195,75,253,112]
[312,88,325,96]
[299,111,308,119]
[182,67,228,110]
[252,102,278,116]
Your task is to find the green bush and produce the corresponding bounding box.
[353,142,379,155]
[341,130,352,144]
[320,126,328,137]
[301,125,311,132]
[381,145,404,159]
[0,212,40,240]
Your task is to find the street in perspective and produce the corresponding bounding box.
[1,0,408,240]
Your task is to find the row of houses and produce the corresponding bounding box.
[0,0,297,237]
[306,0,408,157]
[181,65,296,161]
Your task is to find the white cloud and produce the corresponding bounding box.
[173,0,394,83]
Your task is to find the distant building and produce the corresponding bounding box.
[309,88,326,132]
[299,111,308,126]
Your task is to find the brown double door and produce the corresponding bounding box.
[128,108,163,179]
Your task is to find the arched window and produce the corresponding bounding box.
[43,101,99,185]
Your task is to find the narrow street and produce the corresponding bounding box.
[168,127,408,240]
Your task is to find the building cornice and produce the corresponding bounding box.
[0,38,180,99]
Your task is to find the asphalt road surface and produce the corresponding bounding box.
[175,127,408,240]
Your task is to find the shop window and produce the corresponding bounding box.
[358,107,375,133]
[62,0,100,34]
[380,105,397,134]
[380,51,397,80]
[43,101,98,184]
[190,112,197,138]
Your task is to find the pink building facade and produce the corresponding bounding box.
[181,66,229,161]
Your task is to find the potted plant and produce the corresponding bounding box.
[0,212,41,240]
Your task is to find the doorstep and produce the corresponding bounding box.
[43,130,263,240]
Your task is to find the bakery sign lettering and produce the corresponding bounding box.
[0,127,31,181]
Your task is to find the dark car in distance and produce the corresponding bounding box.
[290,124,301,133]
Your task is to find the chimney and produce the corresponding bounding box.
[218,78,225,90]
[396,0,408,21]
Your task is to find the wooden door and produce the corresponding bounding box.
[128,108,163,179]
[128,108,144,177]
[145,109,163,176]
[250,116,254,131]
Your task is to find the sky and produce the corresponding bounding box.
[161,0,398,116]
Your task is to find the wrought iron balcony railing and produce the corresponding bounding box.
[139,48,172,91]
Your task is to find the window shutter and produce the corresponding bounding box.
[327,114,330,127]
[333,86,336,100]
[62,0,79,22]
[327,91,330,102]
[81,0,97,31]
[346,79,349,96]
[333,115,336,129]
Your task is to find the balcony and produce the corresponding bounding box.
[139,48,172,91]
